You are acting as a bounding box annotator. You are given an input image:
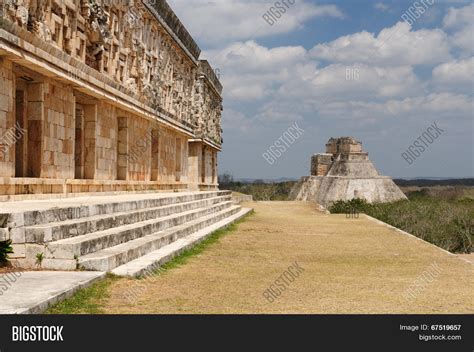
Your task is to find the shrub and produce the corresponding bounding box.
[329,198,473,254]
[329,198,371,214]
[0,239,14,266]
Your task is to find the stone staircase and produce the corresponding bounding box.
[3,191,252,276]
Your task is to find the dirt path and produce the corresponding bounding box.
[101,201,473,314]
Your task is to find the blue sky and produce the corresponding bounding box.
[168,0,473,179]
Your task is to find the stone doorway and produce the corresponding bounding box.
[14,74,43,178]
[14,81,27,177]
[75,105,85,179]
[175,137,181,182]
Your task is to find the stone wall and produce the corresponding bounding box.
[0,0,201,128]
[42,80,75,179]
[187,142,201,190]
[203,146,215,186]
[158,126,187,184]
[127,114,151,181]
[95,101,118,180]
[0,0,223,146]
[0,59,15,178]
[187,142,217,190]
[311,153,332,176]
[194,60,223,146]
[0,1,221,197]
[326,137,363,154]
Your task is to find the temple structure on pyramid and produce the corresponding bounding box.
[289,137,407,206]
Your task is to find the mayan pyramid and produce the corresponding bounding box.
[289,137,407,206]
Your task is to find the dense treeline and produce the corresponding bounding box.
[218,174,295,200]
[394,178,474,187]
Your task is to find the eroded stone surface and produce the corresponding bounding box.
[290,137,407,206]
[0,1,221,198]
[0,271,105,314]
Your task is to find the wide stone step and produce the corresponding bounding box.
[77,205,243,272]
[9,191,231,227]
[44,201,234,261]
[112,207,253,277]
[25,195,231,242]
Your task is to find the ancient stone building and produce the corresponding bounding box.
[290,137,407,206]
[0,0,223,200]
[0,1,253,273]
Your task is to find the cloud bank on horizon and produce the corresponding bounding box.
[168,0,474,179]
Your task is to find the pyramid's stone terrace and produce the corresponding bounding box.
[290,137,407,206]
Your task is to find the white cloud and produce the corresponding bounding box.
[277,63,423,102]
[285,93,472,126]
[451,25,474,55]
[204,41,308,101]
[443,3,474,29]
[374,2,391,12]
[255,104,304,123]
[167,0,343,46]
[204,40,306,73]
[443,3,474,55]
[433,57,474,88]
[309,22,452,66]
[222,108,254,132]
[177,1,474,177]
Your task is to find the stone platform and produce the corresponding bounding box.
[0,271,105,314]
[290,175,406,206]
[1,191,252,275]
[290,137,407,206]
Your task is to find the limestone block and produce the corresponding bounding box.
[0,228,8,241]
[28,83,44,102]
[9,228,25,244]
[10,244,26,259]
[0,111,7,128]
[0,94,10,110]
[28,102,44,120]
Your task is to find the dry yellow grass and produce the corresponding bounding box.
[102,201,473,314]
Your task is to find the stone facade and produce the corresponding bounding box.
[290,137,407,206]
[310,153,332,177]
[0,0,221,200]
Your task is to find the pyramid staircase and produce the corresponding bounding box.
[3,191,252,277]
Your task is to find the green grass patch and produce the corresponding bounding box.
[45,273,120,314]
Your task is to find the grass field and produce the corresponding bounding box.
[225,181,474,254]
[329,190,474,253]
[47,201,473,314]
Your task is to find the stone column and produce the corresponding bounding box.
[187,141,201,191]
[0,59,15,178]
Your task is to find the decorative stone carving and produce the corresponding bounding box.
[0,0,222,145]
